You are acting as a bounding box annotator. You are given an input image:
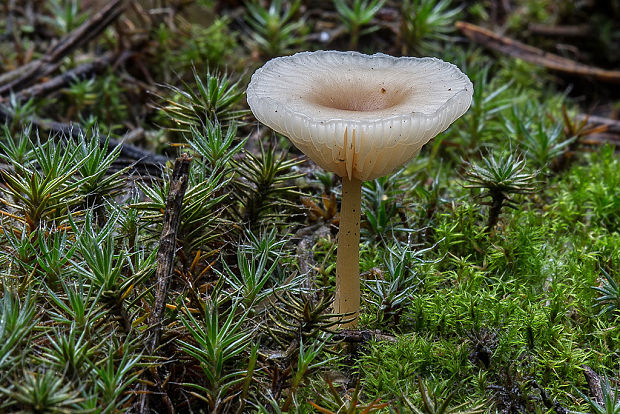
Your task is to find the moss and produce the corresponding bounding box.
[1,1,619,412]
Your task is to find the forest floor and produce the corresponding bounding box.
[0,1,619,413]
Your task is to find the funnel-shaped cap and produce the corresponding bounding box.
[247,51,473,180]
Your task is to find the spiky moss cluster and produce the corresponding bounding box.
[1,0,620,412]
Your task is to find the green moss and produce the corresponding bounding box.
[1,1,619,412]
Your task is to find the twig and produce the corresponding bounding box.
[583,365,604,405]
[528,23,590,37]
[147,153,191,352]
[580,133,620,146]
[456,21,620,84]
[333,329,397,343]
[138,153,191,414]
[576,114,620,134]
[0,104,168,172]
[529,380,568,414]
[14,52,122,101]
[0,0,125,95]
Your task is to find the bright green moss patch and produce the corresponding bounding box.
[1,1,619,412]
[355,144,620,411]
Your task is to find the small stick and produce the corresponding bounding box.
[528,23,590,37]
[529,380,568,414]
[138,153,191,414]
[333,329,398,343]
[456,21,620,84]
[0,0,125,94]
[576,114,620,134]
[14,52,120,100]
[0,104,169,169]
[583,365,604,405]
[147,153,191,352]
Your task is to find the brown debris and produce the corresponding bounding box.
[456,21,620,84]
[139,153,192,414]
[583,365,604,405]
[528,24,590,37]
[0,0,126,95]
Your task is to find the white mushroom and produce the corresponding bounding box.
[247,50,473,327]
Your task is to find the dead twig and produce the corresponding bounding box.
[580,133,620,146]
[138,153,192,414]
[583,365,604,405]
[529,380,568,414]
[0,104,168,174]
[528,23,590,37]
[0,0,125,95]
[146,152,191,353]
[576,114,620,134]
[14,52,123,101]
[333,329,397,343]
[456,21,620,84]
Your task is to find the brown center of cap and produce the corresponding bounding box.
[309,81,409,112]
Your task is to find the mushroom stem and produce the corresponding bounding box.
[334,176,362,327]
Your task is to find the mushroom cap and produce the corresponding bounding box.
[247,50,473,181]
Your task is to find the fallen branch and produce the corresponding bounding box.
[147,153,191,351]
[0,104,168,173]
[138,153,192,414]
[333,329,397,343]
[456,21,620,84]
[0,0,125,95]
[14,52,123,101]
[576,114,620,134]
[583,365,604,405]
[529,380,568,414]
[528,23,590,37]
[580,133,620,146]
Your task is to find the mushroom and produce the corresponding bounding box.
[247,50,473,327]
